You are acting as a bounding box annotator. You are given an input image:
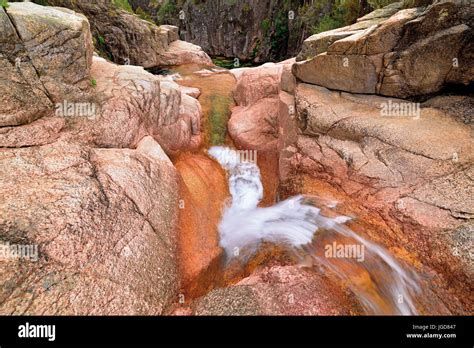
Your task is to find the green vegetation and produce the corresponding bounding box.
[157,0,177,22]
[367,0,397,9]
[90,78,97,88]
[242,3,251,15]
[0,0,9,9]
[97,35,105,46]
[303,0,364,35]
[261,18,271,34]
[271,10,289,55]
[251,38,261,61]
[135,6,154,22]
[113,0,133,12]
[312,13,343,34]
[402,0,433,8]
[209,95,232,145]
[94,34,113,60]
[32,0,49,5]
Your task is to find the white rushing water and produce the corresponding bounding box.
[208,146,421,315]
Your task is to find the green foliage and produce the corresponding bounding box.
[312,14,343,34]
[242,3,251,15]
[209,95,231,145]
[271,10,289,55]
[402,0,433,8]
[0,0,9,9]
[251,38,261,60]
[367,0,398,9]
[97,35,106,46]
[157,0,177,21]
[94,34,113,60]
[113,0,133,13]
[261,18,271,34]
[90,79,97,88]
[307,0,363,35]
[32,0,50,5]
[135,6,154,22]
[211,57,236,69]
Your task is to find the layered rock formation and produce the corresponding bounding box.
[44,0,212,67]
[294,0,473,97]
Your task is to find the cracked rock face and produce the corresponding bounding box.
[66,56,202,154]
[282,5,473,306]
[0,4,92,127]
[5,3,93,102]
[294,0,474,98]
[228,61,294,152]
[0,136,180,315]
[276,82,473,312]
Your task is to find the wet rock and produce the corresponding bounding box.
[181,86,201,99]
[277,82,474,312]
[174,154,229,297]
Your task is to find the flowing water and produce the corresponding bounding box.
[170,65,424,315]
[208,146,422,315]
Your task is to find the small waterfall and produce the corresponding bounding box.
[208,146,421,315]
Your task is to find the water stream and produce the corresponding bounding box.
[208,146,422,315]
[171,65,424,315]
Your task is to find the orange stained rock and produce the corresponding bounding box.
[174,152,229,298]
